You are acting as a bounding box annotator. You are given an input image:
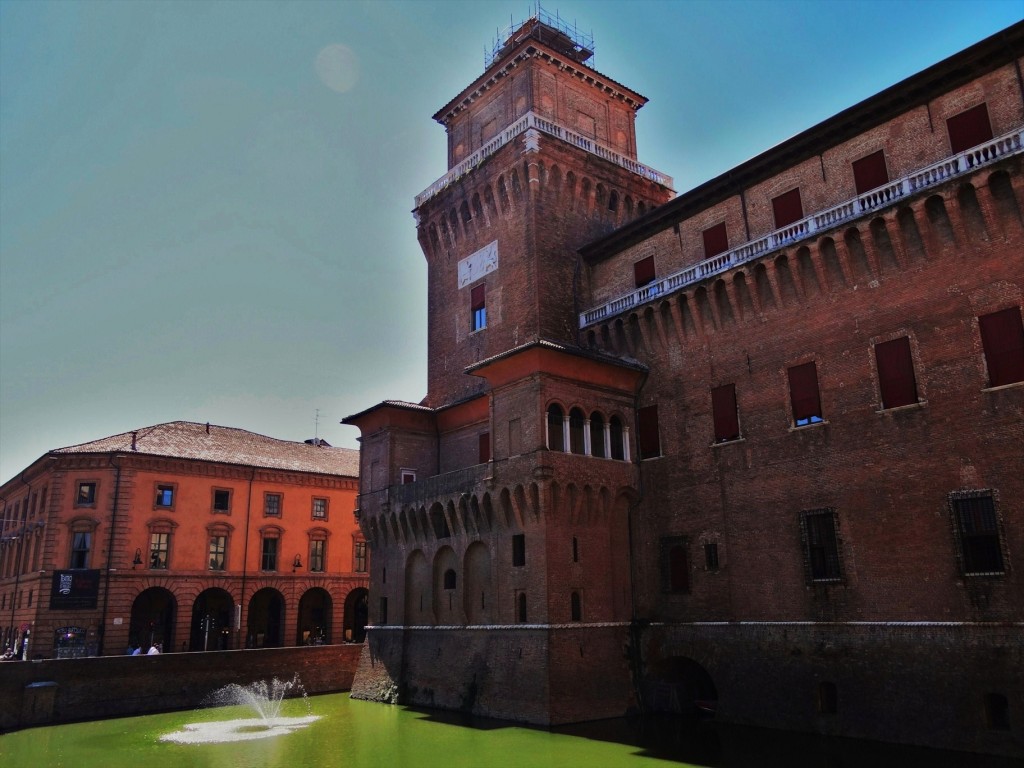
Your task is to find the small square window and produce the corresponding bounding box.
[401,470,416,485]
[264,493,282,517]
[155,485,174,508]
[312,498,328,520]
[76,482,97,506]
[213,489,231,513]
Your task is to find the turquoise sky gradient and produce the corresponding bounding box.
[2,0,1021,483]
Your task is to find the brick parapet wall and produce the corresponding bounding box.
[0,644,362,732]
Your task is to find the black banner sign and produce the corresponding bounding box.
[50,570,100,610]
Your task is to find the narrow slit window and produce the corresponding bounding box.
[471,284,486,331]
[637,405,662,458]
[711,384,740,442]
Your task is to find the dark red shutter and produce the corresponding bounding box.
[979,307,1024,387]
[875,337,918,408]
[772,188,804,228]
[702,222,729,258]
[633,256,655,288]
[478,432,491,463]
[470,284,486,311]
[852,150,889,195]
[637,405,661,458]
[788,362,822,422]
[711,384,739,441]
[947,103,993,154]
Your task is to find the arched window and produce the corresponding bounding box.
[547,404,565,451]
[589,412,606,458]
[609,416,625,461]
[568,408,586,455]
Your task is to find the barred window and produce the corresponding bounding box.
[801,509,842,582]
[949,491,1005,575]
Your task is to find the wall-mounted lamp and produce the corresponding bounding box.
[132,548,143,569]
[292,555,303,572]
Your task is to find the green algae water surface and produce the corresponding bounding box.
[1,693,1018,768]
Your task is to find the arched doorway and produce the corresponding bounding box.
[129,587,176,653]
[296,587,332,646]
[643,656,718,716]
[247,588,285,648]
[190,588,234,651]
[343,588,368,643]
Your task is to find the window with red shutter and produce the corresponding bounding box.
[788,362,823,426]
[633,256,655,288]
[772,188,804,228]
[875,336,918,408]
[947,103,994,154]
[711,384,740,442]
[637,404,661,458]
[471,284,486,331]
[852,150,889,195]
[978,307,1024,387]
[702,222,729,258]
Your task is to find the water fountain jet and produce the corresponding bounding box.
[160,675,319,744]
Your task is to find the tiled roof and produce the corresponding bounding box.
[52,421,359,477]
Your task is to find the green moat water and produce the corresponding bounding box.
[0,693,1017,768]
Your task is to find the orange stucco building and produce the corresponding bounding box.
[0,421,367,659]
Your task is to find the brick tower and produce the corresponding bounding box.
[345,12,673,724]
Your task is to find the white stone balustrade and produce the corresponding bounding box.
[414,111,674,209]
[579,127,1024,329]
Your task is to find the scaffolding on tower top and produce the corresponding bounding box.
[486,4,595,69]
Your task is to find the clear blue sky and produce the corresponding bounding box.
[1,0,1021,483]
